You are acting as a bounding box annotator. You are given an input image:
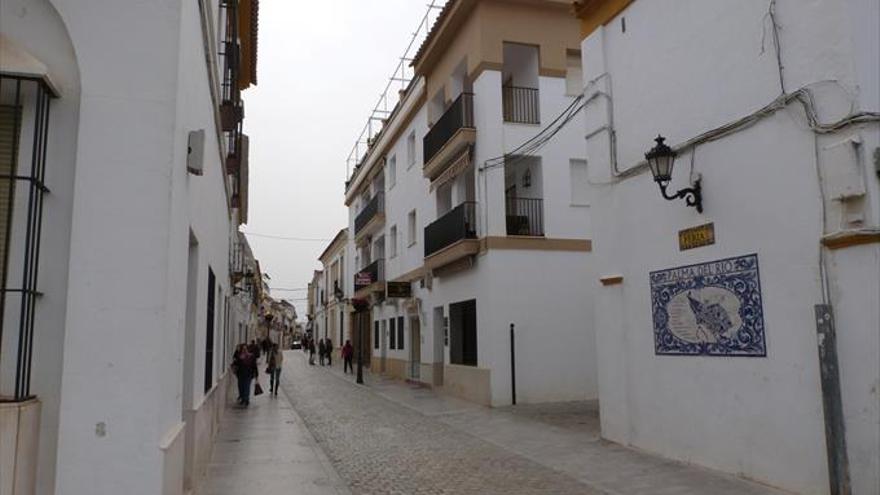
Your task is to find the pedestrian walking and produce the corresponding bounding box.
[232,344,257,407]
[342,340,354,374]
[248,339,261,362]
[308,338,316,365]
[318,338,326,366]
[325,337,333,366]
[266,343,283,396]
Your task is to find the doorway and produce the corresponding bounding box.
[410,317,421,380]
[433,307,445,386]
[380,319,387,373]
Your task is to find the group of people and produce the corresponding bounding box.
[231,339,284,407]
[302,335,355,374]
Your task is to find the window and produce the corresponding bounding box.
[449,299,477,366]
[389,225,398,258]
[407,131,417,168]
[407,210,417,246]
[565,50,583,96]
[570,159,589,205]
[388,155,397,188]
[397,316,405,350]
[205,268,216,392]
[374,321,380,349]
[389,318,396,349]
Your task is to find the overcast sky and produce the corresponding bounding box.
[242,1,442,318]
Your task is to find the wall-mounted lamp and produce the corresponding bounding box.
[645,136,702,213]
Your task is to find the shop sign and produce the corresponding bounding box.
[355,272,373,288]
[386,281,412,298]
[678,223,715,251]
[649,254,766,356]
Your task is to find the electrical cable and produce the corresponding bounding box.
[241,232,332,242]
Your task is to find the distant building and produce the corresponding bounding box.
[318,229,349,354]
[344,0,594,406]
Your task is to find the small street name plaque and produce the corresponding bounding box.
[679,223,715,251]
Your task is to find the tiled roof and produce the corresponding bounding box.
[410,0,457,71]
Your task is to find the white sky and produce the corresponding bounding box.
[242,1,441,318]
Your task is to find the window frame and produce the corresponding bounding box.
[569,158,589,206]
[389,225,398,258]
[407,209,417,247]
[387,155,397,189]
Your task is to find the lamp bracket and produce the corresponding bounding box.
[658,179,703,213]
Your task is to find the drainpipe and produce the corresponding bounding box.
[815,305,851,494]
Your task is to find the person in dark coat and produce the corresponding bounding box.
[325,337,333,366]
[308,338,316,365]
[232,344,257,407]
[342,340,354,374]
[318,338,326,366]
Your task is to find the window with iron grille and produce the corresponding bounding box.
[0,75,55,402]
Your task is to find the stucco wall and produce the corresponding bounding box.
[579,1,879,493]
[0,1,79,493]
[40,0,236,493]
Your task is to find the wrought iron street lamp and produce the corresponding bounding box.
[645,135,703,213]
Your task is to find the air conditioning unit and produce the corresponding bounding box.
[187,129,205,175]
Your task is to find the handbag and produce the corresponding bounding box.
[254,382,264,396]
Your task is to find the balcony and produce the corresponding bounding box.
[502,86,539,124]
[354,258,385,296]
[424,202,480,273]
[505,197,544,236]
[425,202,478,257]
[423,93,476,180]
[354,192,385,238]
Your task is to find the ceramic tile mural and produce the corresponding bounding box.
[650,254,767,356]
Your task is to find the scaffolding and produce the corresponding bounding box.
[344,1,444,185]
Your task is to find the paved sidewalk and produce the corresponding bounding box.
[195,366,350,495]
[305,351,789,495]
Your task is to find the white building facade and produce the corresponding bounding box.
[574,1,879,494]
[345,0,598,406]
[0,0,260,494]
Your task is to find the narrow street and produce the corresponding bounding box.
[242,351,788,495]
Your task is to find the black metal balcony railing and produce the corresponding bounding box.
[354,258,385,291]
[502,86,540,124]
[505,197,544,236]
[354,192,384,234]
[424,202,478,258]
[423,93,475,165]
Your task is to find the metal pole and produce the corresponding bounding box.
[356,312,364,384]
[510,323,516,405]
[815,305,851,495]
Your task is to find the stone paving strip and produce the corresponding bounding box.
[196,367,350,495]
[283,352,789,495]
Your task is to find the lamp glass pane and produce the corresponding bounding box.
[656,155,674,180]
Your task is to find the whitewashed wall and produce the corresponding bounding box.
[0,1,80,493]
[580,1,879,493]
[23,0,239,493]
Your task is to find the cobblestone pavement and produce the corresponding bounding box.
[281,352,786,495]
[280,353,599,495]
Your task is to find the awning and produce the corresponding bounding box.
[0,34,59,97]
[430,145,472,192]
